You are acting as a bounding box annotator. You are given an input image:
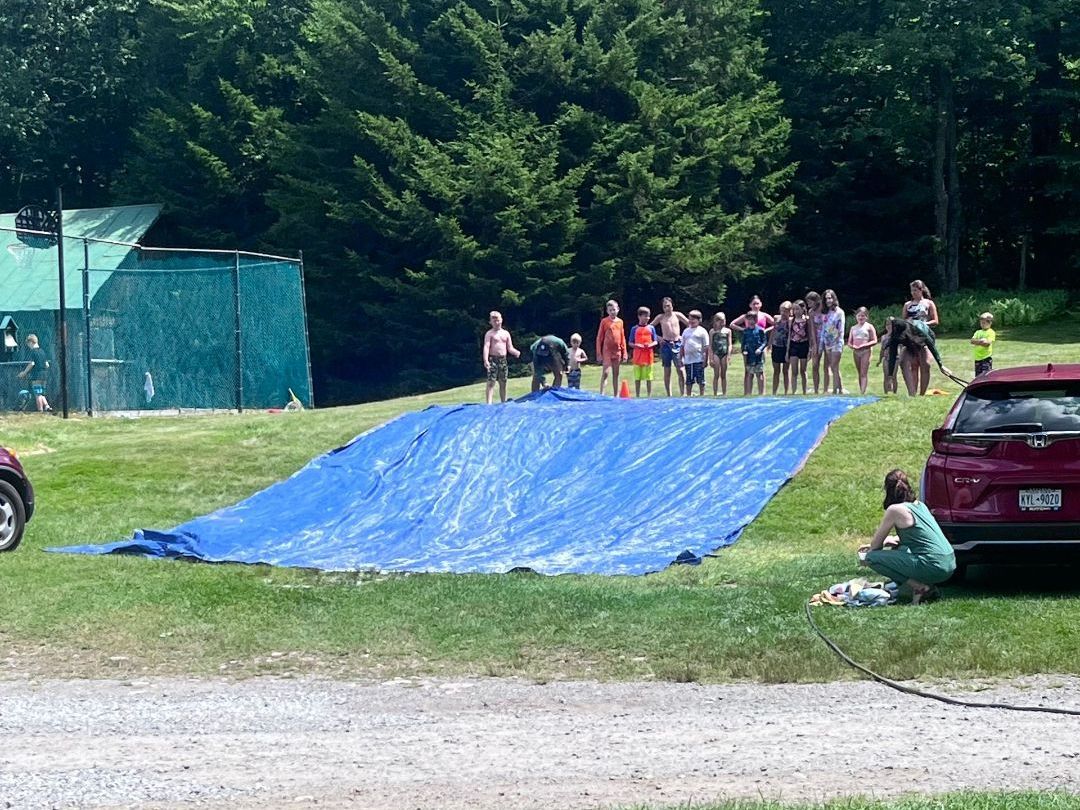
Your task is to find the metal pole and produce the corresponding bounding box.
[82,238,93,416]
[0,227,303,264]
[55,187,69,419]
[233,251,244,413]
[298,250,315,408]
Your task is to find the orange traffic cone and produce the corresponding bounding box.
[618,379,631,399]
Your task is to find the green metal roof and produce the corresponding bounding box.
[0,204,161,311]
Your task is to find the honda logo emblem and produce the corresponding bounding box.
[1028,433,1048,449]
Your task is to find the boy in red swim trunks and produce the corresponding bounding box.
[595,299,627,396]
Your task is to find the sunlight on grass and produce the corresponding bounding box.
[0,321,1077,680]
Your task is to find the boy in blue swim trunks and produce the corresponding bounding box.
[17,333,53,412]
[650,297,689,397]
[679,310,710,396]
[740,309,768,396]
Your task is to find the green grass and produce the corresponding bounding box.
[651,795,1080,810]
[0,320,1077,680]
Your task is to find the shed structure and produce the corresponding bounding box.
[1,205,312,413]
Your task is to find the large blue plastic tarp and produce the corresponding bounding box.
[52,390,871,575]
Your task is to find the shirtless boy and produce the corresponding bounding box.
[482,310,520,404]
[567,333,588,389]
[595,299,628,396]
[650,297,689,396]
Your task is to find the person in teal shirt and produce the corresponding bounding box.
[883,316,961,390]
[859,469,956,604]
[530,335,570,392]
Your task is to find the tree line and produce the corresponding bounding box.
[2,0,1077,401]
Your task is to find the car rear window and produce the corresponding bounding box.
[953,383,1080,433]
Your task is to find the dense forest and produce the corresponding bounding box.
[2,0,1078,402]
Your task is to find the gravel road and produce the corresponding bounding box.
[2,675,1079,809]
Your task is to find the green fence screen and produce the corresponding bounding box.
[0,233,312,413]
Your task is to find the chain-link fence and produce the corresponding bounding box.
[0,231,312,414]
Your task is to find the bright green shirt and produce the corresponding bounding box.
[972,327,995,361]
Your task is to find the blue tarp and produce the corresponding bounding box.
[52,390,872,575]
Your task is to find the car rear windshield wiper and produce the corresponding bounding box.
[983,422,1044,433]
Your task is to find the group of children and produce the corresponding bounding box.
[481,284,997,403]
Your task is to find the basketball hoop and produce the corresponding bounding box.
[6,242,32,270]
[15,204,59,248]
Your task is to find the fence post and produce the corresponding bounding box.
[298,250,314,408]
[233,250,243,412]
[55,187,69,418]
[82,238,93,416]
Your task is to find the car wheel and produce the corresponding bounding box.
[0,479,27,552]
[946,560,968,584]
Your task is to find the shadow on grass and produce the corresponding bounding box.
[981,317,1080,344]
[953,562,1080,598]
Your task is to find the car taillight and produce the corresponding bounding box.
[931,428,951,454]
[933,427,993,457]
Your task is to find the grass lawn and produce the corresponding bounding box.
[0,321,1077,681]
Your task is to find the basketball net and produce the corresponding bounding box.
[6,242,31,269]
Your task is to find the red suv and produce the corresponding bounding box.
[923,363,1080,575]
[0,446,34,552]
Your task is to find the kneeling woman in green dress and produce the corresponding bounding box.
[859,469,956,604]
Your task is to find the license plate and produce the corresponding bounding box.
[1019,488,1062,511]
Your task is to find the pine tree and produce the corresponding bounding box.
[271,0,793,399]
[116,0,309,246]
[0,0,143,208]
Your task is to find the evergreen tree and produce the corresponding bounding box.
[0,0,143,209]
[763,0,1079,298]
[271,0,793,399]
[116,0,309,246]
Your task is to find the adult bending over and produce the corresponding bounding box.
[530,335,570,392]
[859,469,956,604]
[883,317,956,389]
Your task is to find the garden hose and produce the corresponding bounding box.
[804,599,1080,716]
[939,367,971,387]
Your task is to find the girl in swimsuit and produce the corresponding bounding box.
[730,295,775,394]
[901,279,940,395]
[788,299,810,394]
[877,317,897,394]
[821,289,846,394]
[805,290,827,394]
[847,306,878,395]
[729,295,775,332]
[768,301,792,395]
[709,312,732,396]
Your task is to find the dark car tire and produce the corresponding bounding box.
[945,560,968,584]
[0,479,27,552]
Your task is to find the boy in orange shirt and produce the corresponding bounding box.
[595,299,627,395]
[628,306,658,397]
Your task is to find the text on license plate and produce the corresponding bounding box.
[1019,488,1062,511]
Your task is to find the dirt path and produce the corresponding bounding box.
[2,675,1079,809]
